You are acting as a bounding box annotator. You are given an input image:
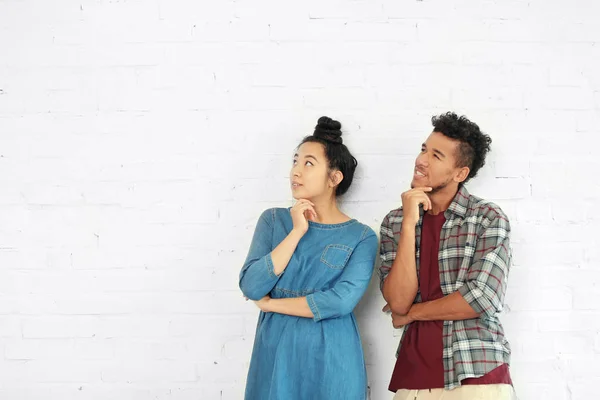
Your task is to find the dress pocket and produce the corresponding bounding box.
[320,244,353,270]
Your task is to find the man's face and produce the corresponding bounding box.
[411,131,466,194]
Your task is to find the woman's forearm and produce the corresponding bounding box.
[263,296,314,318]
[270,229,305,276]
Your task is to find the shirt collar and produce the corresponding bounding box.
[445,185,470,219]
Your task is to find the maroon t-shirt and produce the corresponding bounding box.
[389,212,511,391]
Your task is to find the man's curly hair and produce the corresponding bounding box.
[431,112,492,183]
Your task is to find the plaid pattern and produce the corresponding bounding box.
[379,186,512,390]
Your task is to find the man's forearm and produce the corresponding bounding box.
[382,223,419,315]
[409,291,480,321]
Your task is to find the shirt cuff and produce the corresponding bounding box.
[265,253,278,279]
[458,282,492,316]
[306,294,322,322]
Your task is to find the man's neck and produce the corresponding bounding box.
[428,185,460,215]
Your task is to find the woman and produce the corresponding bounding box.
[239,116,378,400]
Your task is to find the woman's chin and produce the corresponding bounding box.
[291,192,314,201]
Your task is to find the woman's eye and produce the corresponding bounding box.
[305,161,313,166]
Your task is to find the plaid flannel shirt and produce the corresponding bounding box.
[379,185,512,390]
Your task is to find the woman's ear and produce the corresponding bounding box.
[329,170,344,188]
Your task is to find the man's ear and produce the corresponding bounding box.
[454,167,470,184]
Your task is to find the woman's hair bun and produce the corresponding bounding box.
[313,116,343,144]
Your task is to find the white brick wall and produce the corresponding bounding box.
[0,0,598,399]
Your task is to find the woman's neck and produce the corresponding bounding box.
[307,197,350,224]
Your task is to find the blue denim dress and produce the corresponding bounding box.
[240,208,378,400]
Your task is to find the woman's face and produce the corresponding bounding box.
[290,141,332,201]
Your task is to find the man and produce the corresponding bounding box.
[379,112,516,400]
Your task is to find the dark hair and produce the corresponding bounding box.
[299,116,358,196]
[431,112,492,182]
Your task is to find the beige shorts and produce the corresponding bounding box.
[393,384,517,400]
